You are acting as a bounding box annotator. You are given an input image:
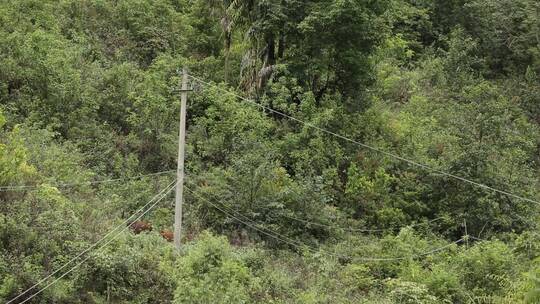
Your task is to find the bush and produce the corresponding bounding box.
[385,278,440,304]
[173,231,259,304]
[455,241,516,295]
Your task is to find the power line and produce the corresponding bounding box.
[0,170,175,192]
[184,185,464,262]
[188,74,540,206]
[14,182,176,304]
[469,236,488,242]
[184,184,341,255]
[272,212,443,233]
[185,178,443,233]
[187,184,314,250]
[185,185,463,261]
[7,180,177,304]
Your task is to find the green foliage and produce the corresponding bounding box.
[385,278,440,304]
[463,0,540,75]
[525,260,540,303]
[0,0,539,303]
[402,263,464,303]
[173,232,259,304]
[339,264,376,294]
[78,233,175,303]
[293,0,390,99]
[0,125,35,187]
[456,241,516,295]
[515,231,540,260]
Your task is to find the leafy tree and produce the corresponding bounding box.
[0,115,35,189]
[0,0,539,303]
[463,0,540,75]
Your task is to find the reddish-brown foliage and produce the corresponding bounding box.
[129,220,153,234]
[160,229,174,242]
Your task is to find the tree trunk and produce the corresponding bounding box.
[224,31,231,83]
[278,32,285,58]
[267,36,276,66]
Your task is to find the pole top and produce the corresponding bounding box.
[173,67,192,92]
[176,67,189,74]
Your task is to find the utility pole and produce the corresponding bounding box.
[175,68,189,250]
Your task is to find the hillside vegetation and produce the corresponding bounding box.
[1,0,540,303]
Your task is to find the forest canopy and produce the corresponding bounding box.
[1,0,539,303]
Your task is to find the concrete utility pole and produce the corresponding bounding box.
[175,68,189,250]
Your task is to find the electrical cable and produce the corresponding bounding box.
[184,178,443,233]
[0,170,175,192]
[184,185,464,262]
[7,180,177,304]
[188,74,540,206]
